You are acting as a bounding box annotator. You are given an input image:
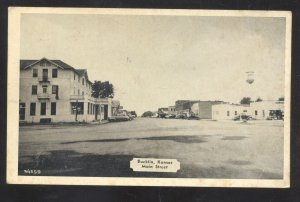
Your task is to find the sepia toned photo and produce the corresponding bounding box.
[7,8,291,187]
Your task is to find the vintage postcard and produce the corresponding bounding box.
[7,7,291,187]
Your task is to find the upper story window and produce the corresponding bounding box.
[33,69,38,77]
[82,78,85,85]
[42,85,47,93]
[32,85,37,95]
[52,69,58,78]
[52,85,58,94]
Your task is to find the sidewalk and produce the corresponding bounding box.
[90,120,109,125]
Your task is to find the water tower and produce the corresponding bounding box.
[246,71,254,84]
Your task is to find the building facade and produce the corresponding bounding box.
[19,58,112,123]
[168,106,176,115]
[211,101,284,120]
[211,103,249,120]
[248,101,284,120]
[191,101,224,119]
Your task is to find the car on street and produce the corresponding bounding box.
[175,114,186,119]
[188,115,200,120]
[108,114,130,122]
[168,114,176,119]
[127,113,134,120]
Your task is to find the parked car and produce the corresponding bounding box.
[188,115,200,120]
[108,114,130,122]
[129,111,137,118]
[168,114,176,119]
[176,114,186,119]
[233,115,241,121]
[127,113,134,120]
[238,114,254,121]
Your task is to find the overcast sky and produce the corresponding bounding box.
[21,14,286,115]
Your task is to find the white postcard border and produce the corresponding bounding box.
[7,7,292,187]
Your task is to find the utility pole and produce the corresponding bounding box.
[75,99,78,122]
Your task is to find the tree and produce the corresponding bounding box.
[256,97,263,102]
[141,111,153,117]
[240,97,252,105]
[278,97,284,101]
[92,81,114,98]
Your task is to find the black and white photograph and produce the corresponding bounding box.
[7,8,291,187]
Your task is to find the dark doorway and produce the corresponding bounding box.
[95,105,99,120]
[41,102,46,115]
[104,105,108,120]
[19,103,25,121]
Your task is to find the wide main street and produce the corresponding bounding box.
[19,118,284,179]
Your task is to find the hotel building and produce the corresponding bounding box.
[19,58,112,123]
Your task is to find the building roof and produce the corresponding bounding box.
[75,69,86,76]
[20,58,76,70]
[20,58,93,83]
[20,60,38,69]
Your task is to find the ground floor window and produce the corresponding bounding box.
[30,103,36,116]
[40,102,46,115]
[255,110,258,116]
[227,111,230,116]
[71,102,84,115]
[51,102,56,115]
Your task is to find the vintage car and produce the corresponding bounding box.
[108,114,130,122]
[175,114,186,119]
[188,115,200,120]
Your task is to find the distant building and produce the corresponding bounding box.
[158,108,168,114]
[212,103,249,120]
[175,100,198,112]
[168,106,176,115]
[191,101,224,119]
[249,100,284,120]
[19,58,113,123]
[157,107,168,118]
[111,100,120,116]
[211,100,284,120]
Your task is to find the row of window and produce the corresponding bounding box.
[32,85,59,95]
[69,102,97,115]
[33,69,57,78]
[73,72,90,88]
[71,102,84,115]
[33,68,91,91]
[88,103,96,115]
[29,102,56,116]
[226,110,264,116]
[215,110,265,117]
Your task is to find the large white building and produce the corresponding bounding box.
[212,103,249,120]
[19,58,112,123]
[211,101,284,120]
